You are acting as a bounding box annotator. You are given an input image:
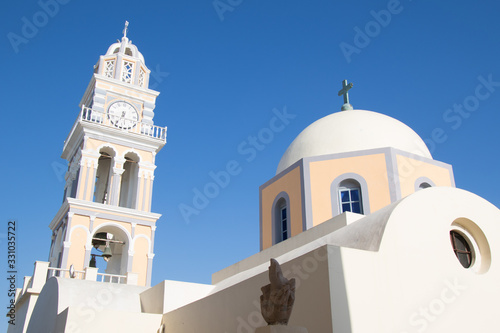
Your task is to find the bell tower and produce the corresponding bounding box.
[48,22,166,287]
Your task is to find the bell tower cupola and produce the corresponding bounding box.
[47,22,166,287]
[81,21,157,128]
[97,21,149,88]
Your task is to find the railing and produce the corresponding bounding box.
[97,272,126,284]
[11,262,139,306]
[47,266,127,284]
[79,106,167,142]
[47,266,85,280]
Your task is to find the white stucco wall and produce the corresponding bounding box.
[140,280,215,314]
[161,187,500,333]
[26,277,149,333]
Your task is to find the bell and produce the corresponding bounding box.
[89,255,97,268]
[92,232,108,249]
[102,244,112,262]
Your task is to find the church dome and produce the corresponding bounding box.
[102,22,145,63]
[276,110,432,174]
[105,40,145,63]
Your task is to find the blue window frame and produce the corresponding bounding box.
[339,187,363,214]
[280,205,288,241]
[274,195,289,244]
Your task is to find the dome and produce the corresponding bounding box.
[103,22,146,63]
[105,39,145,63]
[276,110,432,174]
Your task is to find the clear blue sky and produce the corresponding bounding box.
[1,0,499,297]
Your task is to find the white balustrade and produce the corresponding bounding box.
[47,266,126,284]
[78,106,167,141]
[96,272,126,284]
[47,267,85,280]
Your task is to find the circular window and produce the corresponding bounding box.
[450,230,473,268]
[450,218,491,274]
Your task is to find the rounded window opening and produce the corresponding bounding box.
[339,179,363,214]
[419,182,432,189]
[274,197,289,244]
[449,230,473,268]
[450,218,491,274]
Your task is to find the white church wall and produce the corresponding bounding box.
[60,308,161,333]
[162,187,499,333]
[163,247,337,333]
[140,280,215,314]
[7,294,38,333]
[26,277,149,333]
[334,187,500,332]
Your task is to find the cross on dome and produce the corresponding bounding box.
[338,79,354,111]
[122,21,129,38]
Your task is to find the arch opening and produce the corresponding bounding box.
[94,148,115,204]
[89,225,130,280]
[119,152,140,208]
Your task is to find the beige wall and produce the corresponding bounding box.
[68,228,88,271]
[396,155,453,197]
[260,165,303,250]
[308,154,391,226]
[65,215,90,271]
[132,237,150,286]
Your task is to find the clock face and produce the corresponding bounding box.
[107,101,139,129]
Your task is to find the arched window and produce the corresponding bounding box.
[273,195,290,244]
[419,182,431,190]
[69,168,80,198]
[94,149,114,204]
[331,173,370,217]
[119,153,139,208]
[338,179,363,214]
[414,177,435,192]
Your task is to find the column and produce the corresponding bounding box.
[81,155,98,201]
[109,167,125,206]
[126,249,135,273]
[147,173,155,211]
[150,225,156,257]
[83,216,96,267]
[60,213,73,269]
[146,253,155,287]
[69,150,82,199]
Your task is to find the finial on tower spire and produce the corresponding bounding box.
[122,21,129,38]
[338,79,354,111]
